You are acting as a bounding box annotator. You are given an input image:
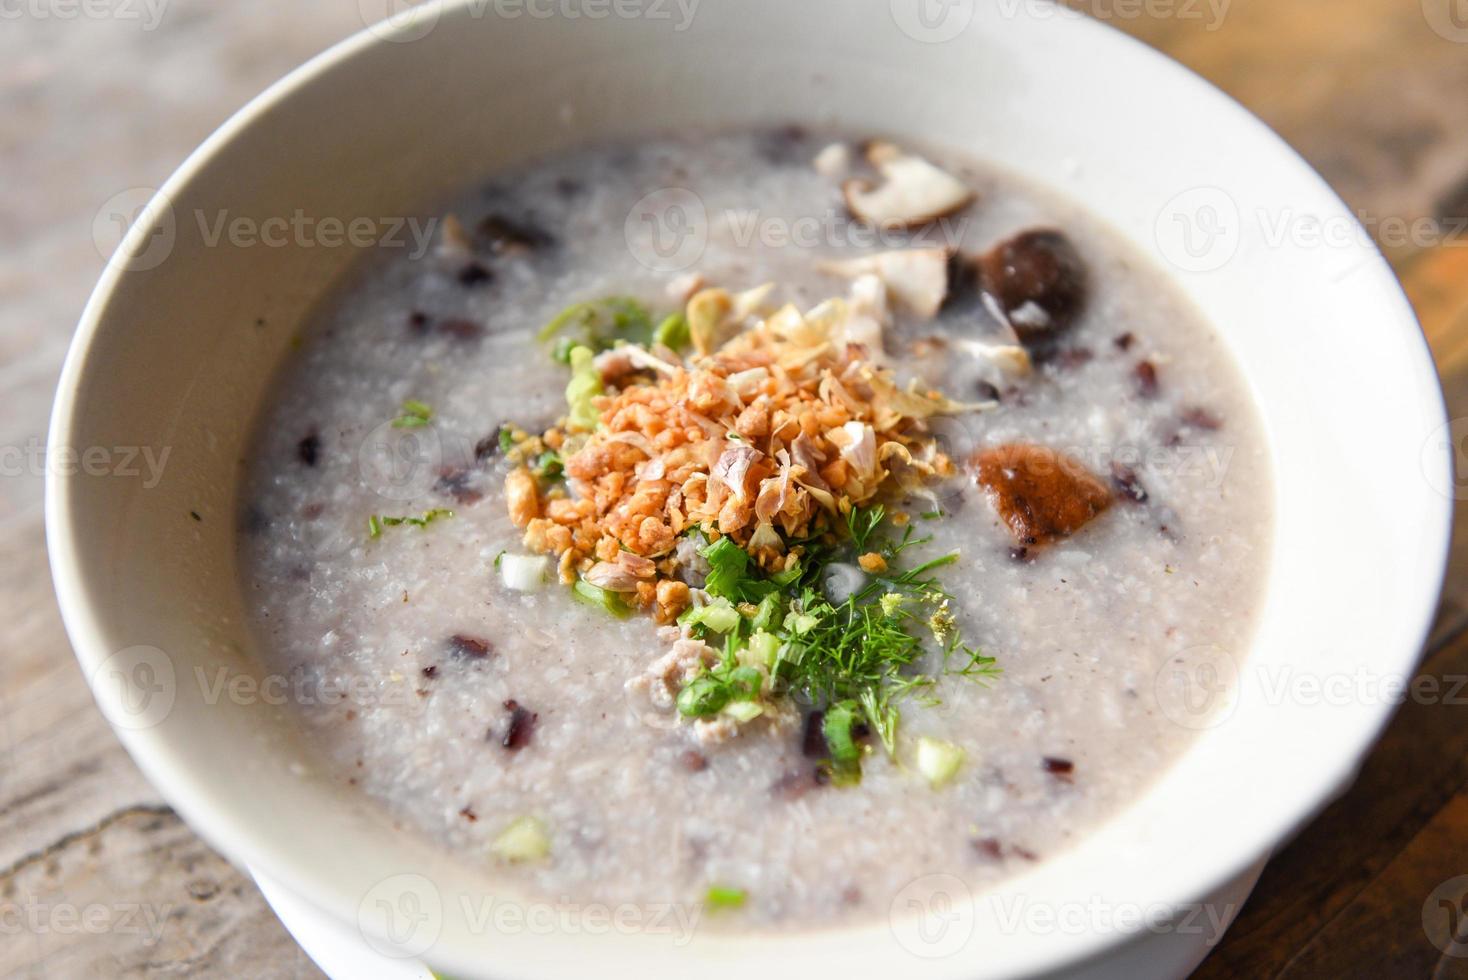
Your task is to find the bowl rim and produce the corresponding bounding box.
[46,2,1454,977]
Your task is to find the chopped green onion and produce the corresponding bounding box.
[676,675,731,717]
[725,665,763,701]
[533,450,564,482]
[498,427,516,454]
[368,508,453,538]
[916,736,965,788]
[551,335,577,364]
[705,885,746,910]
[784,610,820,635]
[722,700,764,722]
[746,631,780,668]
[565,345,603,431]
[679,597,741,634]
[653,311,690,351]
[499,553,548,592]
[392,399,434,428]
[750,593,783,633]
[573,579,631,618]
[491,816,550,863]
[538,297,654,350]
[822,701,862,767]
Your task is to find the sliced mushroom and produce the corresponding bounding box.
[975,229,1088,345]
[842,142,975,229]
[973,443,1110,547]
[820,247,951,318]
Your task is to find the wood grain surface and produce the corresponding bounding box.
[2,2,1465,977]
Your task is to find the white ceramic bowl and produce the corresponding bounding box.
[48,2,1451,977]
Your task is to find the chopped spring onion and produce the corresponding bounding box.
[745,631,781,669]
[491,816,550,863]
[721,700,764,723]
[916,736,965,788]
[368,508,453,539]
[725,665,763,701]
[565,345,603,431]
[533,450,564,482]
[499,553,548,592]
[573,579,631,618]
[392,399,433,428]
[680,596,741,634]
[705,885,746,910]
[822,702,862,769]
[676,675,731,717]
[653,311,691,351]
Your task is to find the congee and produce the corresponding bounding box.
[238,127,1272,927]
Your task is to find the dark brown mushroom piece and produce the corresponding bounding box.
[296,431,321,466]
[500,699,537,750]
[975,229,1088,346]
[434,467,483,506]
[973,444,1111,547]
[447,634,492,660]
[475,214,554,256]
[456,262,493,287]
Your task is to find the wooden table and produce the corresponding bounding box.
[2,2,1464,976]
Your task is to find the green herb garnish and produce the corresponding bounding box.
[392,399,434,428]
[368,507,453,538]
[653,311,690,351]
[573,579,631,618]
[564,344,603,431]
[672,506,997,778]
[539,297,654,353]
[533,450,564,482]
[705,885,747,910]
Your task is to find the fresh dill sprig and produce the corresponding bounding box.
[674,503,999,781]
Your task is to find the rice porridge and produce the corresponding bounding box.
[237,127,1272,928]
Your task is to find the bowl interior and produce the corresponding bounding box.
[49,3,1450,978]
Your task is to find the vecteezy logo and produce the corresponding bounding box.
[358,873,444,959]
[92,187,176,273]
[356,419,444,502]
[624,188,708,273]
[1421,416,1468,500]
[1423,0,1468,42]
[1423,875,1468,957]
[91,646,176,730]
[1153,643,1239,730]
[889,873,975,959]
[358,0,441,42]
[889,0,975,43]
[1153,187,1242,273]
